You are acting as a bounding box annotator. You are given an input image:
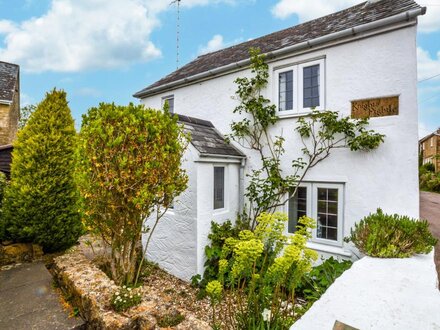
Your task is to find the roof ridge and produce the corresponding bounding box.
[134,0,422,98]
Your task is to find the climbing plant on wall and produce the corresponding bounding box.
[229,48,385,229]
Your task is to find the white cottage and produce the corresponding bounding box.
[135,0,425,281]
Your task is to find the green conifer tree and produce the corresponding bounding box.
[1,89,83,251]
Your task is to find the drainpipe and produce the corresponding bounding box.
[238,157,246,214]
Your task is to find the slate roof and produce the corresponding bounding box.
[177,114,245,158]
[0,62,19,103]
[134,0,422,98]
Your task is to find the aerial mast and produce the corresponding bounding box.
[170,0,181,69]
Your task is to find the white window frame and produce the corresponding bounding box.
[161,95,174,113]
[311,183,344,246]
[286,182,344,246]
[213,165,228,212]
[298,59,326,112]
[275,66,298,115]
[274,59,325,117]
[287,183,312,233]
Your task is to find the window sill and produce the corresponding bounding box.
[306,241,352,258]
[276,110,315,119]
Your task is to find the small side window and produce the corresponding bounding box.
[162,95,174,113]
[213,167,225,210]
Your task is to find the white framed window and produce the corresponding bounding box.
[287,182,344,246]
[162,95,174,113]
[274,59,325,115]
[431,137,434,148]
[213,166,225,210]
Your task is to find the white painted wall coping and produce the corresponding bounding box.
[291,251,440,330]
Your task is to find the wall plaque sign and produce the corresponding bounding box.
[351,96,399,119]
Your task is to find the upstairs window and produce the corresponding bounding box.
[162,95,174,113]
[279,70,294,111]
[303,64,320,108]
[275,59,325,115]
[213,167,225,210]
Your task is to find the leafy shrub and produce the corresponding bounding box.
[78,103,188,285]
[0,172,8,239]
[345,208,437,258]
[420,171,440,192]
[420,162,435,174]
[157,311,185,327]
[111,285,142,312]
[198,220,240,288]
[297,257,352,303]
[1,90,83,252]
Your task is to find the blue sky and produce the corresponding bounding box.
[0,0,439,137]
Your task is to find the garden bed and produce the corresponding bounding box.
[52,238,212,329]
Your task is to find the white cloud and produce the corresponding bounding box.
[198,34,226,55]
[271,0,357,22]
[271,0,440,34]
[0,0,237,73]
[417,47,440,82]
[418,2,440,33]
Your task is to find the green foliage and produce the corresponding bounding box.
[1,89,83,252]
[345,208,437,258]
[207,213,318,329]
[420,162,435,174]
[0,172,8,239]
[19,104,36,130]
[199,220,240,290]
[157,312,185,327]
[229,49,384,229]
[296,257,352,303]
[78,103,188,285]
[111,285,142,312]
[419,163,440,192]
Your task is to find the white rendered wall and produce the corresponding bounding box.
[291,252,440,330]
[196,160,241,275]
[141,26,420,258]
[142,145,199,281]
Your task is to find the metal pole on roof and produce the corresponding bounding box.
[170,0,181,69]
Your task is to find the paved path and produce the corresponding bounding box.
[420,191,440,283]
[0,261,84,330]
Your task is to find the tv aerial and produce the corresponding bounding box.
[170,0,181,69]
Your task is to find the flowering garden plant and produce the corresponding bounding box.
[206,212,317,329]
[111,285,142,312]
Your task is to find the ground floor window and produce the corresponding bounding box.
[288,182,344,245]
[213,166,225,210]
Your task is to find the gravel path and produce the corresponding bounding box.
[420,191,440,284]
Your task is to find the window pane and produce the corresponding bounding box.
[279,71,293,111]
[303,64,320,108]
[213,167,225,209]
[163,96,174,113]
[316,188,338,241]
[288,187,307,233]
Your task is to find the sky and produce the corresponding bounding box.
[0,0,439,137]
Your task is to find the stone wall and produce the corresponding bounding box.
[0,97,18,145]
[0,241,43,266]
[52,248,211,330]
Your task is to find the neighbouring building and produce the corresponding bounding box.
[134,0,424,281]
[0,61,19,146]
[420,129,440,172]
